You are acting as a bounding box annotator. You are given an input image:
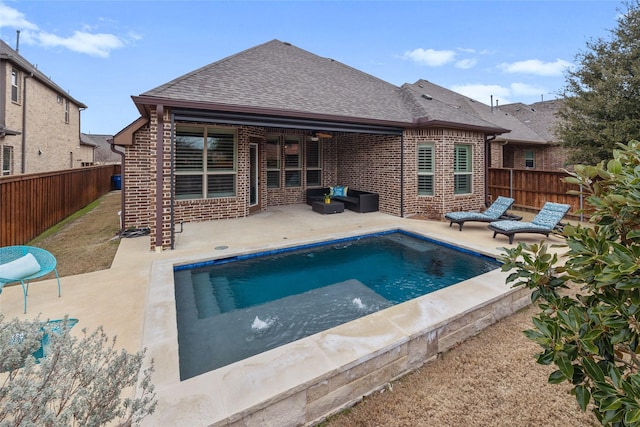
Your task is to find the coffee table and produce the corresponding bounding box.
[312,200,344,214]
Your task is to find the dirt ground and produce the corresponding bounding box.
[29,194,599,426]
[29,191,122,277]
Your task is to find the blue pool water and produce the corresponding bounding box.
[173,230,499,379]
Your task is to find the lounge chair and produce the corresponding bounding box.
[445,196,516,231]
[0,246,61,313]
[487,202,571,244]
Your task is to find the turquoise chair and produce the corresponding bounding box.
[32,318,79,359]
[0,246,61,313]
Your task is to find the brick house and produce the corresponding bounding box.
[497,100,567,170]
[406,80,567,171]
[114,40,514,251]
[0,39,87,175]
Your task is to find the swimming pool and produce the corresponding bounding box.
[173,230,500,379]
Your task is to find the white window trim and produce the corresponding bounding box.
[454,144,473,195]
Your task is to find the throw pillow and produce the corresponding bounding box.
[333,186,348,197]
[0,253,42,281]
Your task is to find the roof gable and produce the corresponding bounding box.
[136,40,507,134]
[142,39,414,123]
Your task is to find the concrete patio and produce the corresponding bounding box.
[0,205,569,426]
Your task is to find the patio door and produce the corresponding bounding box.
[249,142,260,213]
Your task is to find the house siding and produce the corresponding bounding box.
[124,110,489,250]
[0,61,84,174]
[404,128,486,218]
[495,142,568,171]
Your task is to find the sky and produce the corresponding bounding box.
[0,0,625,135]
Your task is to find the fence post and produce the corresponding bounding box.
[509,169,513,199]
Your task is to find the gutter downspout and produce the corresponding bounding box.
[21,72,33,173]
[155,105,164,252]
[400,133,404,217]
[108,138,125,233]
[485,134,497,206]
[0,60,6,130]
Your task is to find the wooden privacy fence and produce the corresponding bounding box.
[0,165,121,247]
[488,168,588,220]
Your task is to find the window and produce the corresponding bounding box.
[417,144,434,196]
[11,68,20,103]
[2,146,13,175]
[175,126,237,199]
[57,95,63,104]
[266,136,281,188]
[454,145,472,194]
[284,136,301,187]
[64,99,69,123]
[525,150,535,168]
[305,137,322,187]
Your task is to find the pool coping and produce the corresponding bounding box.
[140,224,531,426]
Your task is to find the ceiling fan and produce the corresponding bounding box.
[310,131,333,141]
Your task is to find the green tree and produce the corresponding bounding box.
[0,315,156,426]
[501,140,640,426]
[556,1,640,165]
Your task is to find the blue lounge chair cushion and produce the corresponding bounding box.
[490,202,570,232]
[488,202,571,244]
[445,196,516,230]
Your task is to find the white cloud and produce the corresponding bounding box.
[455,58,477,69]
[450,84,512,105]
[0,3,38,30]
[510,82,547,97]
[402,48,456,66]
[499,58,572,76]
[0,2,130,58]
[37,31,124,58]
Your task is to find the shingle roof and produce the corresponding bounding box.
[81,133,123,163]
[0,39,87,109]
[498,100,564,142]
[139,40,506,133]
[405,80,550,144]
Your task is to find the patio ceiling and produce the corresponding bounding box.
[171,107,405,136]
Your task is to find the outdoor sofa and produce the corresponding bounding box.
[306,187,379,213]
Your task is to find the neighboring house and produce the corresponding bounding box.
[0,39,87,175]
[497,100,567,170]
[406,80,566,171]
[115,40,516,251]
[81,133,122,165]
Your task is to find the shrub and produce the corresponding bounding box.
[500,140,640,426]
[0,315,156,426]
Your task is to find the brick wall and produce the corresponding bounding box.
[336,133,402,215]
[496,142,568,171]
[125,112,491,249]
[1,62,84,174]
[403,128,486,218]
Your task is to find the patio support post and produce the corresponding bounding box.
[169,115,175,250]
[155,104,164,252]
[400,134,404,217]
